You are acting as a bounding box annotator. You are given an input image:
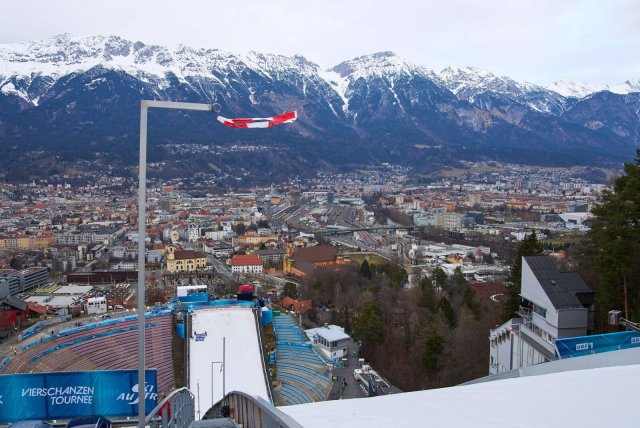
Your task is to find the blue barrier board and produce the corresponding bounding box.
[0,369,157,423]
[555,331,640,359]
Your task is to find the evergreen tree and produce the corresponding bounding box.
[234,223,246,235]
[283,282,299,299]
[584,149,640,321]
[438,297,457,328]
[422,328,445,377]
[10,256,20,270]
[418,276,437,311]
[354,303,385,343]
[390,266,408,288]
[359,259,372,279]
[501,233,544,322]
[463,286,482,320]
[432,267,447,290]
[451,266,468,295]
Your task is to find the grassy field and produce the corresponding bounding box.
[345,252,390,266]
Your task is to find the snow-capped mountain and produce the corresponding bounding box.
[547,79,640,98]
[0,34,338,111]
[435,66,568,116]
[0,34,638,182]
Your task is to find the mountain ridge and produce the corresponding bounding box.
[1,34,639,183]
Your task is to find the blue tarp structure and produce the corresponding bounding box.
[555,330,640,359]
[176,322,186,338]
[261,309,273,326]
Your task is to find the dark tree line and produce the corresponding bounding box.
[297,261,501,390]
[577,149,640,324]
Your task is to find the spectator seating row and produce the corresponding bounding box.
[272,314,332,406]
[2,315,175,394]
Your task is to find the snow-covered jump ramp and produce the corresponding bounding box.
[188,307,270,419]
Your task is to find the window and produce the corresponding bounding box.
[533,305,547,318]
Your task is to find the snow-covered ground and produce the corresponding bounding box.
[281,363,640,427]
[188,307,270,419]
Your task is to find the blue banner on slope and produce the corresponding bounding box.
[555,331,640,359]
[0,370,157,423]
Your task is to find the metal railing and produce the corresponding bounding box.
[145,387,195,428]
[519,322,556,359]
[206,391,303,428]
[517,306,532,320]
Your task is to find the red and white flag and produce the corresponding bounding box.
[217,111,297,129]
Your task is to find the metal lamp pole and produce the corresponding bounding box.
[137,100,217,426]
[210,337,226,408]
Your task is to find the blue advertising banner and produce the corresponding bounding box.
[555,331,640,359]
[0,370,157,423]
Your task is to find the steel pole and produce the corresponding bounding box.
[137,100,148,426]
[136,100,214,425]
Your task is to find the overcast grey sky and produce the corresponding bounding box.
[1,0,637,85]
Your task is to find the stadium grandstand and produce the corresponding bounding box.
[1,311,175,394]
[1,283,639,427]
[272,314,332,405]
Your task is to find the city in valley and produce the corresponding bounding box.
[1,160,601,289]
[1,8,639,424]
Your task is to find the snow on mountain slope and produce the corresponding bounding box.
[0,34,326,105]
[317,69,351,113]
[1,34,637,113]
[1,34,638,173]
[330,51,435,81]
[547,80,640,98]
[435,66,567,115]
[323,52,441,115]
[436,65,536,97]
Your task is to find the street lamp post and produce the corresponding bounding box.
[137,100,216,426]
[210,337,226,408]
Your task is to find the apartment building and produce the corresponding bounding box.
[0,267,49,296]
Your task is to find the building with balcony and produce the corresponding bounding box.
[489,256,594,375]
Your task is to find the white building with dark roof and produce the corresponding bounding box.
[305,324,351,360]
[489,256,595,375]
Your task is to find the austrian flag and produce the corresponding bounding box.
[216,111,297,129]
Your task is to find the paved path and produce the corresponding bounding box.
[327,339,367,400]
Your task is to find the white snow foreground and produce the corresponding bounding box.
[280,363,640,427]
[189,307,270,419]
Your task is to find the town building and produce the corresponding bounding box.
[0,267,49,296]
[284,245,350,277]
[231,255,263,274]
[166,247,208,273]
[253,248,287,265]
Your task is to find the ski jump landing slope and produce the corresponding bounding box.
[189,307,270,418]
